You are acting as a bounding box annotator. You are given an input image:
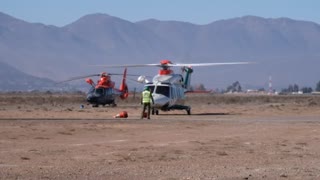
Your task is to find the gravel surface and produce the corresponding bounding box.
[1,93,320,179]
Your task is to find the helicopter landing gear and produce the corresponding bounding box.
[168,105,191,115]
[186,107,191,115]
[110,100,117,107]
[152,109,159,115]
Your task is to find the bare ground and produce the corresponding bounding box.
[0,93,320,179]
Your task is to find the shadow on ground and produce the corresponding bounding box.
[158,112,234,116]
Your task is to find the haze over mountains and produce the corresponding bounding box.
[0,11,320,91]
[0,61,56,91]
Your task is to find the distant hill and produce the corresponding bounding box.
[1,12,320,90]
[0,61,57,91]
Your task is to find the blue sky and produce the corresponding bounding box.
[1,0,319,26]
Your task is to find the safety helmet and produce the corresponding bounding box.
[144,86,149,91]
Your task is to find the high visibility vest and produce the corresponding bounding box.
[142,90,151,103]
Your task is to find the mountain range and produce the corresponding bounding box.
[0,61,55,91]
[1,12,320,91]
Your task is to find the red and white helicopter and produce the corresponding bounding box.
[59,68,129,107]
[96,59,251,114]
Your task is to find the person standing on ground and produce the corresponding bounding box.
[141,86,154,119]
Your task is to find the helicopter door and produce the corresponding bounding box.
[104,88,115,102]
[170,86,174,100]
[169,86,176,105]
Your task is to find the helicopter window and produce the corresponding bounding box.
[105,88,113,95]
[88,87,95,94]
[146,85,155,93]
[94,88,105,95]
[156,86,170,97]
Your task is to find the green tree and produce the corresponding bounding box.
[282,84,299,93]
[301,87,313,94]
[196,83,206,91]
[287,84,294,92]
[293,84,299,92]
[226,81,242,93]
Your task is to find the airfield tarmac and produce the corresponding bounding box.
[0,93,320,179]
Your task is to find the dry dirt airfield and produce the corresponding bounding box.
[0,93,320,180]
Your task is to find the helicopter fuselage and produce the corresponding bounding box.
[145,73,191,114]
[87,87,116,107]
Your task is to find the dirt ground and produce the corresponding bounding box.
[0,93,320,179]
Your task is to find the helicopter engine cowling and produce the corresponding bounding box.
[137,76,145,83]
[137,76,150,84]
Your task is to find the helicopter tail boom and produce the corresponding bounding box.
[183,67,194,91]
[119,68,129,99]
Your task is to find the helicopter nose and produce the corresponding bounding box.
[152,94,170,108]
[87,95,97,103]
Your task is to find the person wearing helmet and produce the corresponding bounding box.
[141,86,154,119]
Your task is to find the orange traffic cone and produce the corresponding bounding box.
[114,111,128,118]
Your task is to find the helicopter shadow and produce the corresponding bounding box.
[193,112,232,116]
[158,112,234,116]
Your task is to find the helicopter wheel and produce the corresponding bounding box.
[151,109,155,115]
[186,108,191,115]
[155,110,159,115]
[111,103,117,107]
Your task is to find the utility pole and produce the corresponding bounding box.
[133,87,136,100]
[268,76,273,95]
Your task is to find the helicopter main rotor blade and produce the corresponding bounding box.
[57,73,141,84]
[109,73,141,76]
[57,74,101,84]
[172,62,254,67]
[91,62,253,68]
[90,64,161,68]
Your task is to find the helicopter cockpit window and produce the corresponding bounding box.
[88,87,95,94]
[155,86,170,97]
[105,88,113,95]
[147,85,155,93]
[94,88,105,95]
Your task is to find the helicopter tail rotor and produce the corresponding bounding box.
[119,68,129,99]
